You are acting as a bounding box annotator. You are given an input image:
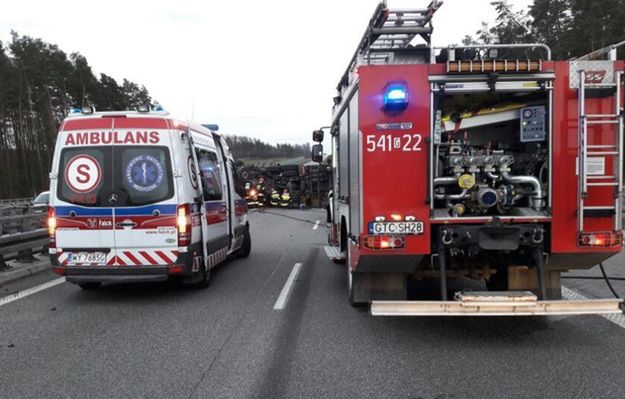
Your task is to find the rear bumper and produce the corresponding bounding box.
[62,265,171,284]
[50,244,199,283]
[370,291,623,316]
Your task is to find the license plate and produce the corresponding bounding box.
[67,252,107,264]
[369,222,424,235]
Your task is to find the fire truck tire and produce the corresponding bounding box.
[78,282,101,290]
[235,226,252,258]
[195,262,211,289]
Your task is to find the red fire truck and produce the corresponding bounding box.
[317,1,625,315]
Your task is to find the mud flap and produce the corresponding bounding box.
[352,272,407,303]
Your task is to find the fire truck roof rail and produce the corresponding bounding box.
[574,39,625,61]
[337,0,444,91]
[432,43,552,62]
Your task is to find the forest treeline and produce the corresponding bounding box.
[464,0,625,60]
[0,33,310,199]
[0,32,151,199]
[224,135,310,160]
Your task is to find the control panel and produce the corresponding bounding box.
[520,106,546,142]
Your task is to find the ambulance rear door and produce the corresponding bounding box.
[53,117,116,267]
[110,117,180,267]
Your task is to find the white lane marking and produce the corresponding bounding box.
[273,263,303,310]
[562,286,625,329]
[0,277,66,307]
[313,220,320,230]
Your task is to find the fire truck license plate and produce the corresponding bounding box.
[67,252,106,264]
[369,222,424,235]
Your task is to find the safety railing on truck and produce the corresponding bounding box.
[0,204,49,270]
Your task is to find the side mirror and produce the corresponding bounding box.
[312,144,323,163]
[313,130,324,143]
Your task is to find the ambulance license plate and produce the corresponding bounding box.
[67,252,106,264]
[369,222,424,235]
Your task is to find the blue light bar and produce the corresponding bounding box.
[202,124,219,131]
[383,82,409,112]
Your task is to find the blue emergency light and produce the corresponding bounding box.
[383,82,409,112]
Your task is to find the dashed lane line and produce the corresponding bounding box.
[312,220,320,230]
[0,277,66,307]
[562,286,625,329]
[273,263,303,310]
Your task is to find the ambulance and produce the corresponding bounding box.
[48,106,251,289]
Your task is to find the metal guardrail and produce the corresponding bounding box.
[0,204,49,270]
[0,197,34,207]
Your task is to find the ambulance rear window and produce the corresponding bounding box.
[57,146,174,207]
[57,147,110,207]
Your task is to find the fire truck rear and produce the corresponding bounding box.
[318,1,625,315]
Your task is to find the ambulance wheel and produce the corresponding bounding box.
[195,263,211,289]
[236,227,252,258]
[78,282,101,290]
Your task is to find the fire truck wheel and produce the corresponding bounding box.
[195,262,211,289]
[78,282,101,290]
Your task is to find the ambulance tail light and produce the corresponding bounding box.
[578,231,623,247]
[364,236,405,250]
[48,207,56,248]
[177,204,192,247]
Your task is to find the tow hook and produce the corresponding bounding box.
[532,228,544,244]
[441,229,453,245]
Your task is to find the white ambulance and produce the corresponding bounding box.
[48,106,250,289]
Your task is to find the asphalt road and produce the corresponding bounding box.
[1,208,625,399]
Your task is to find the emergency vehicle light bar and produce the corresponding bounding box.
[81,105,95,115]
[383,82,409,112]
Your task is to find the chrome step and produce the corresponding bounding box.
[370,291,623,316]
[324,246,345,261]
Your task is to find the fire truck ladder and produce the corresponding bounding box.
[337,0,443,90]
[577,70,625,233]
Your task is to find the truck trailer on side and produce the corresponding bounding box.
[319,1,625,316]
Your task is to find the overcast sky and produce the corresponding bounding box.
[2,0,531,144]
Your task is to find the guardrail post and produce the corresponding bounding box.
[0,254,10,271]
[16,247,37,263]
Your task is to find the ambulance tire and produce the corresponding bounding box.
[236,227,252,258]
[78,282,101,290]
[195,262,211,289]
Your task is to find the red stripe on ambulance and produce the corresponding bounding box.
[140,251,158,265]
[124,252,142,265]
